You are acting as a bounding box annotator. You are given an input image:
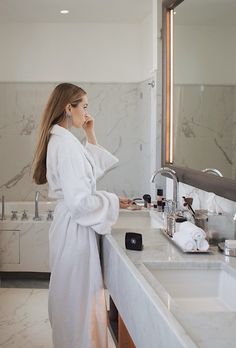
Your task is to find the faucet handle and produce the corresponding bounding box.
[11,210,18,220]
[47,210,53,221]
[21,210,28,220]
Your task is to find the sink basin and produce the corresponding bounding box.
[113,210,164,229]
[143,261,236,312]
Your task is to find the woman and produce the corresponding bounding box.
[32,83,131,348]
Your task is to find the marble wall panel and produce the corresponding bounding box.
[0,230,20,264]
[0,82,152,201]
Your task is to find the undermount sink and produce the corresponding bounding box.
[113,209,164,229]
[143,261,236,312]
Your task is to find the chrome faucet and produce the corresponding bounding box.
[150,167,179,208]
[202,168,223,177]
[33,191,41,221]
[1,195,6,220]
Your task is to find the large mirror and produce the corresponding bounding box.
[162,0,236,202]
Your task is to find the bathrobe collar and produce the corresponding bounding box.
[50,124,80,143]
[50,124,96,176]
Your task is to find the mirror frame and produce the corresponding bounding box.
[162,0,236,202]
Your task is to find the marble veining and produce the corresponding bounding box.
[173,85,236,180]
[103,210,236,348]
[0,287,115,348]
[0,82,152,201]
[0,288,53,348]
[0,202,52,272]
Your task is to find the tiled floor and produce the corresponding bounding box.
[0,284,115,348]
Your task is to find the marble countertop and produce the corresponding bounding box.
[102,210,236,348]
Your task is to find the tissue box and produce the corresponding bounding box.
[207,213,236,243]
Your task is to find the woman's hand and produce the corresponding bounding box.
[119,197,133,209]
[83,115,94,133]
[83,115,97,144]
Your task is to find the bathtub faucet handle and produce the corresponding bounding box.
[47,210,53,221]
[21,210,28,220]
[11,210,18,220]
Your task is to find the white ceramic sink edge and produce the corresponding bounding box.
[141,260,236,313]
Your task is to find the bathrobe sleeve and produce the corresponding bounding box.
[84,141,119,179]
[58,144,119,235]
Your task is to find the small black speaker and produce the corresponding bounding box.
[125,232,143,251]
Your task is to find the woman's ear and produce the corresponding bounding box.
[65,104,72,114]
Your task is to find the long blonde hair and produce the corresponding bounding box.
[32,83,86,185]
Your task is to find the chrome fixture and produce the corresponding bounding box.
[202,168,223,177]
[163,199,176,237]
[11,210,18,221]
[47,210,53,221]
[148,80,155,88]
[33,191,41,221]
[150,167,179,208]
[21,210,28,221]
[1,195,6,220]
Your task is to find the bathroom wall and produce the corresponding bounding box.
[0,18,153,83]
[0,10,158,202]
[0,81,153,201]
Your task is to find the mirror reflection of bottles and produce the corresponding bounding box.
[143,194,151,209]
[156,189,163,203]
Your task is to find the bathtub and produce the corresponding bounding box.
[0,201,56,273]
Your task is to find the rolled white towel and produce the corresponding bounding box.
[177,221,209,251]
[173,232,197,251]
[178,221,206,239]
[196,238,209,251]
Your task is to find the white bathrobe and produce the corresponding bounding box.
[46,124,119,348]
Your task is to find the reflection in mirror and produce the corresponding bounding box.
[173,0,236,180]
[162,0,236,202]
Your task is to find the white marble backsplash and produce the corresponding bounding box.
[168,181,236,241]
[177,182,236,214]
[0,82,152,201]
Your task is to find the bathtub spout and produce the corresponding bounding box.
[33,191,41,221]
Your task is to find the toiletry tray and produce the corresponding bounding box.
[161,229,212,254]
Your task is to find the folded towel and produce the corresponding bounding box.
[178,221,206,239]
[174,221,209,251]
[173,231,197,251]
[196,238,209,251]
